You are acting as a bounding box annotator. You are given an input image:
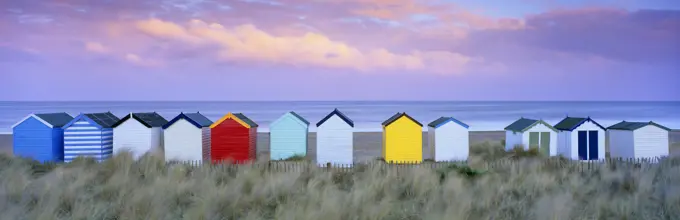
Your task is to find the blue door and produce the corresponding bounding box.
[578,131,588,160]
[588,131,598,160]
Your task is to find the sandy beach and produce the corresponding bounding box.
[2,131,678,162]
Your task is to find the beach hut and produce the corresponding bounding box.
[382,112,423,163]
[316,109,354,165]
[427,117,470,161]
[62,112,120,162]
[553,117,606,160]
[162,112,213,162]
[607,121,670,159]
[504,117,558,156]
[111,112,168,159]
[210,112,258,163]
[11,113,74,162]
[269,111,310,160]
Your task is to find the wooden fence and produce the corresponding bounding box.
[161,157,678,172]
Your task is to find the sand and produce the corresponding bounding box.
[1,131,678,162]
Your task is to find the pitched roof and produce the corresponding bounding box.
[112,112,168,128]
[162,112,213,129]
[83,112,120,128]
[34,113,74,127]
[427,117,469,129]
[316,108,354,127]
[607,121,671,131]
[553,117,606,131]
[184,113,213,127]
[504,117,557,133]
[233,113,258,127]
[381,112,423,127]
[288,111,310,125]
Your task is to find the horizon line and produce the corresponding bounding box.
[1,100,679,102]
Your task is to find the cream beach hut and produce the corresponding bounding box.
[427,117,470,161]
[553,117,606,160]
[162,112,213,162]
[111,112,168,159]
[504,117,558,156]
[607,121,670,160]
[315,109,354,165]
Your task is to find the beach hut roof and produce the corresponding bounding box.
[83,112,120,128]
[606,121,671,131]
[35,113,75,127]
[11,112,74,129]
[233,113,258,127]
[427,117,469,129]
[162,112,213,129]
[185,113,214,127]
[382,112,422,127]
[504,117,557,133]
[553,117,606,131]
[112,112,168,128]
[316,108,354,127]
[288,111,310,125]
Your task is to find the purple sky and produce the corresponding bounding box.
[0,0,679,101]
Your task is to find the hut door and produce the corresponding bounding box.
[588,131,598,160]
[539,132,550,156]
[578,131,588,160]
[529,132,539,150]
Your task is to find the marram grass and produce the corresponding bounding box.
[0,142,679,220]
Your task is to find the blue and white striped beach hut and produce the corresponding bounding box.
[62,112,120,162]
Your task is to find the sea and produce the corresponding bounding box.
[0,101,678,134]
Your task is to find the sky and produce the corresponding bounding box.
[0,0,678,101]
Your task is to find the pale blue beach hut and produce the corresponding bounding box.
[62,112,120,162]
[269,111,310,160]
[12,113,74,162]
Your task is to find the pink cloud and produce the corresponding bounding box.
[124,53,162,67]
[133,18,474,74]
[0,0,677,77]
[84,42,108,53]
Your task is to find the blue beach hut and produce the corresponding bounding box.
[269,111,310,160]
[12,113,74,162]
[62,112,120,162]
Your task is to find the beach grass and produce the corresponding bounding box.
[1,142,679,220]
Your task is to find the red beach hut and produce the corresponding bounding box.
[210,112,258,163]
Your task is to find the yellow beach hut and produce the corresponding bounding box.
[381,112,423,163]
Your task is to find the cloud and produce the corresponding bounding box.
[458,8,680,64]
[0,46,44,63]
[84,42,109,53]
[134,18,474,74]
[1,0,677,76]
[124,53,161,67]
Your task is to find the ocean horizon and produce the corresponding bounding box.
[0,101,678,134]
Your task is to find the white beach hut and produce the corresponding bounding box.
[111,112,168,159]
[162,112,213,162]
[427,117,470,161]
[607,121,670,160]
[504,117,558,156]
[315,109,354,165]
[553,117,606,160]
